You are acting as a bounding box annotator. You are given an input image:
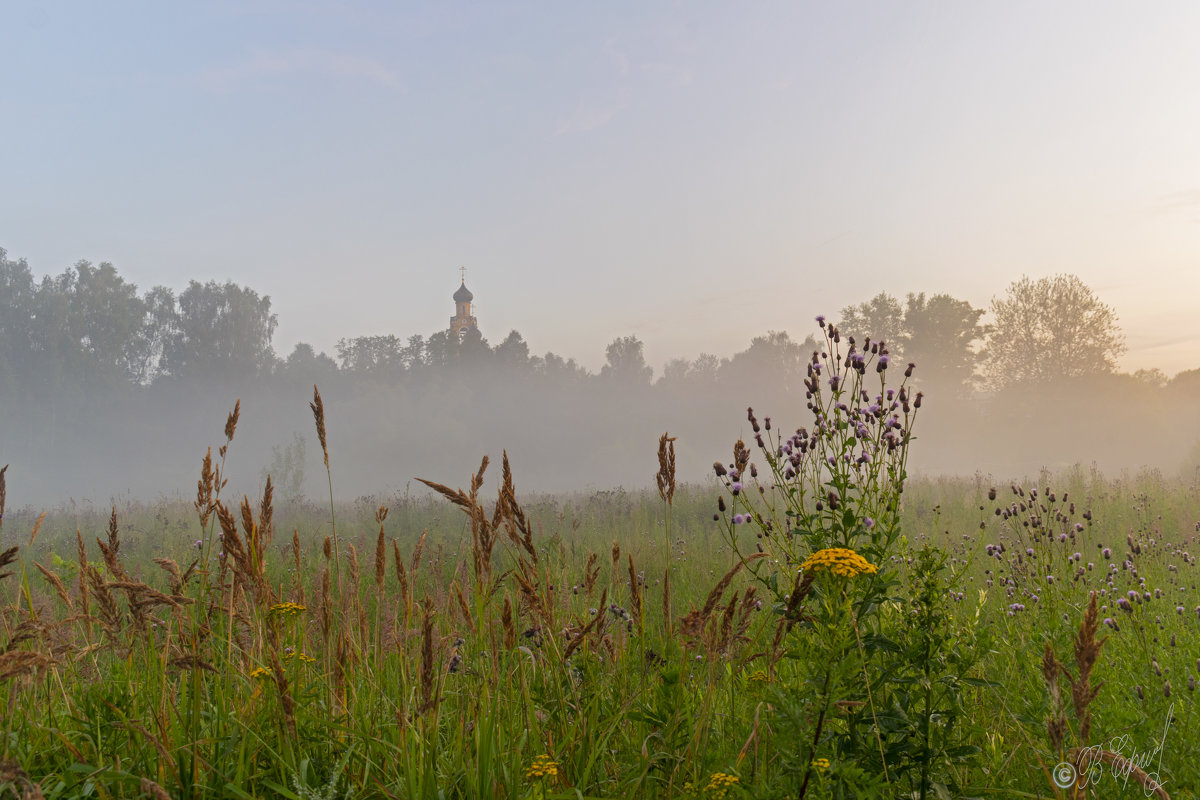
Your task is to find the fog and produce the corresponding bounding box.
[2,260,1198,511]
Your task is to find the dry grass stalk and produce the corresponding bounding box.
[564,588,608,660]
[34,563,73,610]
[582,553,599,597]
[0,650,54,682]
[96,508,130,583]
[655,432,676,505]
[1065,591,1106,743]
[419,603,438,714]
[318,566,332,646]
[348,543,360,590]
[393,540,410,615]
[224,399,240,444]
[0,546,19,582]
[411,530,427,577]
[453,582,474,634]
[309,386,329,469]
[75,531,90,627]
[259,474,274,552]
[0,464,6,536]
[86,564,123,643]
[374,506,388,590]
[195,448,215,528]
[0,757,46,800]
[153,558,183,596]
[139,778,172,800]
[267,646,297,738]
[28,512,46,547]
[627,555,642,630]
[497,452,537,563]
[501,596,516,650]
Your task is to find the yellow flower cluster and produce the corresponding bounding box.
[812,757,830,773]
[283,650,317,663]
[248,666,272,680]
[526,755,559,780]
[704,772,739,798]
[745,669,770,684]
[268,602,307,617]
[799,548,878,578]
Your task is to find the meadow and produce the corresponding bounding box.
[1,331,1198,799]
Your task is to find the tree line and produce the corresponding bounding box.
[3,246,1199,504]
[3,247,1178,395]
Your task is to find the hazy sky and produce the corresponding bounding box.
[4,1,1200,375]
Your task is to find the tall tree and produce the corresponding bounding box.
[600,335,653,385]
[839,292,904,349]
[162,280,278,380]
[984,274,1125,387]
[900,292,986,392]
[336,335,404,374]
[0,249,37,393]
[720,331,816,393]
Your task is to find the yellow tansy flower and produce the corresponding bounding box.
[526,754,559,780]
[248,666,271,679]
[812,757,830,773]
[268,601,307,617]
[704,772,739,798]
[799,547,878,578]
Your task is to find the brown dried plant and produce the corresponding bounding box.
[0,464,7,537]
[655,432,677,505]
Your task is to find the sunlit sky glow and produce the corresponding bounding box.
[4,1,1200,375]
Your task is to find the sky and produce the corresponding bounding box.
[4,1,1200,376]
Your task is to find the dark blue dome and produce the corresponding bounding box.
[453,281,473,302]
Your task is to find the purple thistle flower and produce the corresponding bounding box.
[1102,548,1111,559]
[864,517,875,530]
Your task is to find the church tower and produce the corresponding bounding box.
[450,268,478,336]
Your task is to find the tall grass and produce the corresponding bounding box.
[0,383,1196,798]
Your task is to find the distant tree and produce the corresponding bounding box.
[720,331,816,392]
[0,249,37,393]
[282,343,338,379]
[536,351,589,383]
[336,335,404,374]
[494,330,532,371]
[1132,368,1168,389]
[162,280,278,380]
[839,293,904,348]
[985,274,1125,388]
[600,335,653,384]
[899,292,986,392]
[399,334,427,371]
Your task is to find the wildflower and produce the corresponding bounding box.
[746,669,770,684]
[799,547,878,579]
[194,540,203,549]
[704,772,739,798]
[249,666,271,679]
[269,602,307,617]
[526,755,559,781]
[812,757,830,773]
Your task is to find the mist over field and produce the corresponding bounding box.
[2,253,1198,510]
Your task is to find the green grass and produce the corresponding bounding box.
[1,449,1197,799]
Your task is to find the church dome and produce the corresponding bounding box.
[453,281,474,302]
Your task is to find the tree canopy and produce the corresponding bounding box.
[984,274,1125,388]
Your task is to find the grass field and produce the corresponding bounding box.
[2,365,1198,799]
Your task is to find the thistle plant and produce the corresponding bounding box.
[712,318,982,798]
